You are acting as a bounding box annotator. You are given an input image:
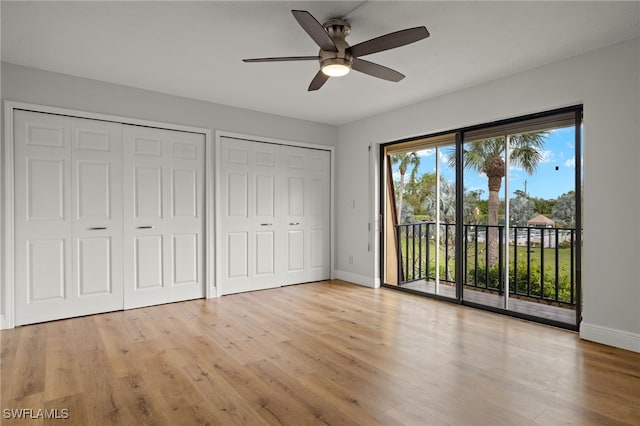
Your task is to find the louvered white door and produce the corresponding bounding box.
[282,146,331,285]
[14,111,124,325]
[122,125,205,308]
[219,137,284,294]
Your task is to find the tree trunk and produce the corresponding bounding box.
[485,155,505,267]
[487,179,501,266]
[397,172,405,222]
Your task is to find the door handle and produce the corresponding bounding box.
[88,227,107,230]
[137,226,154,229]
[289,222,300,226]
[260,223,273,226]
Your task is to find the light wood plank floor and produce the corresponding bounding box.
[1,280,638,425]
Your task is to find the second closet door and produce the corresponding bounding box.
[281,146,331,285]
[219,137,330,295]
[220,138,284,294]
[123,125,205,308]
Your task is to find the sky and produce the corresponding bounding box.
[397,126,580,200]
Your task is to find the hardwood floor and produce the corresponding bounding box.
[2,280,638,425]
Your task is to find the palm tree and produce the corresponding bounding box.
[405,171,437,216]
[391,152,421,222]
[451,133,547,265]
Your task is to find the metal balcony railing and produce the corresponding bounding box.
[395,222,578,306]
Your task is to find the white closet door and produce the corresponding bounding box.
[219,138,330,295]
[14,111,124,325]
[123,125,205,308]
[220,137,284,294]
[281,146,331,285]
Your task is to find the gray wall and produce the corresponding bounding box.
[1,63,337,145]
[335,38,640,351]
[0,62,337,321]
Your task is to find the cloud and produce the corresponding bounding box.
[564,158,575,168]
[417,149,435,157]
[540,150,555,163]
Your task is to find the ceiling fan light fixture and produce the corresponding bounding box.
[321,58,351,77]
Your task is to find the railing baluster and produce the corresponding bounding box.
[405,226,410,282]
[570,229,575,304]
[418,223,423,280]
[444,224,449,281]
[396,225,402,284]
[487,226,491,289]
[426,224,431,281]
[527,227,532,298]
[555,228,560,302]
[513,227,519,294]
[474,226,479,287]
[411,224,416,281]
[540,229,545,299]
[464,224,469,287]
[498,226,503,294]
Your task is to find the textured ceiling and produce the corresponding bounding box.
[2,1,639,125]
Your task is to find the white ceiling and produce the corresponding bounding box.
[2,1,639,125]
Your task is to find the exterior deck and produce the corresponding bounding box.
[401,280,576,325]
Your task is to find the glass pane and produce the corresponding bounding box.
[461,117,580,327]
[507,126,578,325]
[461,136,507,308]
[386,137,456,299]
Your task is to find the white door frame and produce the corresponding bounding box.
[2,101,214,329]
[215,131,335,297]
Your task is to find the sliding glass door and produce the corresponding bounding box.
[460,110,581,327]
[383,134,457,300]
[381,107,582,329]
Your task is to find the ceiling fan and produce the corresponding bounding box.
[243,10,430,91]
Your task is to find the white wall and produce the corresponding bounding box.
[0,62,337,322]
[335,38,640,352]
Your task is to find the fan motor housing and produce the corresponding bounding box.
[320,18,352,66]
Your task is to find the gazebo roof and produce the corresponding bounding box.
[528,214,555,226]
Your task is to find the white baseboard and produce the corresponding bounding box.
[580,322,640,353]
[334,270,379,288]
[0,314,11,330]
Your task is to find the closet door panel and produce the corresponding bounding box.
[220,138,283,294]
[123,126,204,308]
[14,112,124,325]
[304,149,331,282]
[77,237,112,296]
[281,146,331,285]
[219,138,330,294]
[71,118,123,314]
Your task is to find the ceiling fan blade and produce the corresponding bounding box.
[352,58,405,82]
[243,56,319,63]
[292,10,338,52]
[308,70,329,91]
[348,26,429,57]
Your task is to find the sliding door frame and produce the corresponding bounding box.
[379,105,583,331]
